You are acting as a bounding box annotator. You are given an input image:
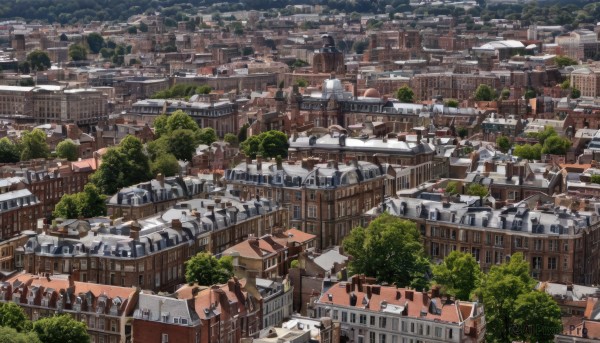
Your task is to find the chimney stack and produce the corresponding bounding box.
[171,218,183,232]
[257,154,262,171]
[130,220,141,240]
[157,173,165,187]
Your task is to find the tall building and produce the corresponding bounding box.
[312,35,344,75]
[225,157,390,249]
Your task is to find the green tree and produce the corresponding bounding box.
[90,136,152,194]
[168,129,198,161]
[0,302,31,332]
[555,55,578,68]
[477,253,537,342]
[127,26,138,34]
[352,40,369,54]
[513,143,542,161]
[457,127,468,139]
[78,184,107,218]
[474,84,495,101]
[259,131,289,159]
[224,133,238,145]
[185,252,234,286]
[396,86,415,103]
[0,326,41,343]
[571,87,581,99]
[295,78,308,87]
[530,126,557,145]
[238,123,249,143]
[33,315,90,343]
[290,259,299,268]
[466,183,488,197]
[90,148,127,195]
[196,127,217,145]
[560,79,570,89]
[432,251,481,300]
[196,85,212,94]
[165,110,199,133]
[542,135,571,155]
[139,21,148,32]
[151,153,180,177]
[68,44,87,61]
[20,129,49,160]
[524,88,537,100]
[0,137,21,163]
[501,88,510,100]
[512,291,562,343]
[445,99,459,107]
[59,33,68,41]
[152,114,169,138]
[241,135,261,159]
[591,174,600,184]
[26,50,51,71]
[56,139,78,161]
[86,33,104,54]
[53,194,79,219]
[342,213,430,290]
[496,136,511,153]
[445,181,459,195]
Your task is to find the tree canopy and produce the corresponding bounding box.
[26,50,51,71]
[55,139,78,161]
[86,33,104,54]
[20,129,49,161]
[151,153,180,177]
[240,131,289,159]
[432,251,481,300]
[0,137,21,163]
[542,135,571,155]
[474,84,495,101]
[555,55,578,68]
[342,213,430,290]
[33,315,89,343]
[396,86,415,103]
[0,327,41,343]
[53,184,106,219]
[476,253,562,342]
[151,84,212,100]
[513,143,542,161]
[68,44,87,61]
[185,252,234,286]
[90,135,152,194]
[495,136,511,153]
[0,303,31,333]
[466,183,488,198]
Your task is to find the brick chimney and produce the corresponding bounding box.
[130,220,141,240]
[171,218,182,232]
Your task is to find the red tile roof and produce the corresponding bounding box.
[319,281,463,324]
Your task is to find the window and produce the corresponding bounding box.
[392,318,399,331]
[448,329,453,339]
[379,334,387,343]
[401,321,407,332]
[370,316,376,326]
[379,317,387,329]
[473,232,481,243]
[341,312,347,322]
[295,191,302,200]
[308,205,317,218]
[351,313,356,323]
[293,206,301,220]
[485,251,492,264]
[360,314,367,325]
[534,239,543,251]
[435,327,442,338]
[532,257,542,270]
[332,310,338,320]
[548,257,557,270]
[564,257,569,269]
[161,334,169,343]
[494,235,504,247]
[369,332,375,343]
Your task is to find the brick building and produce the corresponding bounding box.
[0,272,138,343]
[225,158,388,249]
[410,72,500,101]
[313,275,485,343]
[379,195,597,284]
[21,196,288,292]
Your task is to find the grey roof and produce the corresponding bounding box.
[226,160,386,189]
[312,247,348,272]
[24,196,277,259]
[537,282,600,301]
[383,196,595,236]
[134,293,199,325]
[290,133,434,156]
